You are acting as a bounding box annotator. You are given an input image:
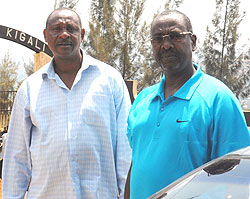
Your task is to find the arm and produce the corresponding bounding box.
[2,88,32,198]
[210,90,250,159]
[115,78,132,199]
[124,163,132,199]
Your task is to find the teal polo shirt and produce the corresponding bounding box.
[127,64,250,199]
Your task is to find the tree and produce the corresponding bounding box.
[85,0,149,91]
[0,51,18,115]
[54,0,79,9]
[116,0,147,81]
[202,0,250,99]
[0,51,18,91]
[23,58,34,77]
[164,0,184,10]
[85,0,117,67]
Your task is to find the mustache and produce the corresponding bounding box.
[159,50,177,58]
[160,47,176,54]
[56,39,72,45]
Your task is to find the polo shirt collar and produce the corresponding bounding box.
[154,64,203,101]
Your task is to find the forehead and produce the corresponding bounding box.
[151,13,187,35]
[48,10,80,25]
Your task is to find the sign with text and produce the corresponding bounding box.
[0,25,53,57]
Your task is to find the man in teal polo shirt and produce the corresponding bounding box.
[125,10,250,199]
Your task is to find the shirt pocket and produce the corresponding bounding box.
[80,94,110,126]
[176,116,193,141]
[179,116,207,154]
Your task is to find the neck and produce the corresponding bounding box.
[53,52,83,89]
[164,64,196,99]
[54,52,82,74]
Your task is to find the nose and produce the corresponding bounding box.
[59,30,70,39]
[161,37,174,50]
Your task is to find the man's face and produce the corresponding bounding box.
[151,13,196,76]
[43,10,84,59]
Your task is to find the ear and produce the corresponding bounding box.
[43,29,47,43]
[81,28,85,40]
[191,34,197,51]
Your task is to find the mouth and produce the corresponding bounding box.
[159,49,176,57]
[158,53,179,68]
[160,54,177,62]
[57,42,72,47]
[57,44,72,47]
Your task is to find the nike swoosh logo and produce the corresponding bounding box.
[176,119,189,123]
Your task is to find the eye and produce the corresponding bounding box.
[66,25,77,33]
[169,32,183,41]
[152,36,163,43]
[67,26,74,32]
[52,26,61,32]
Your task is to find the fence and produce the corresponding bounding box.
[0,91,17,129]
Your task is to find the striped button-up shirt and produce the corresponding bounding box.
[3,52,132,199]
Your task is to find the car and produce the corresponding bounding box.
[148,146,250,199]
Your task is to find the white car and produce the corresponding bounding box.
[148,146,250,199]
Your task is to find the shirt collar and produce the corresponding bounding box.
[41,49,91,80]
[153,64,204,101]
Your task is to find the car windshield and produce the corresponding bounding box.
[154,158,250,199]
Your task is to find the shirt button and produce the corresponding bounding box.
[157,122,160,127]
[160,107,164,111]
